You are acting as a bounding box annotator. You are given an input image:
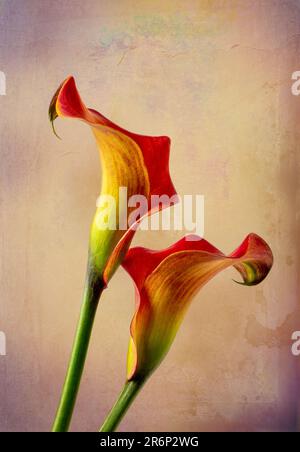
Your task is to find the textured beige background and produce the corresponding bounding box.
[0,0,299,432]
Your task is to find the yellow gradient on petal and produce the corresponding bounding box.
[51,78,151,282]
[127,336,138,381]
[129,251,234,379]
[89,126,150,280]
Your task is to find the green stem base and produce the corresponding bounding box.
[100,379,146,432]
[52,275,104,432]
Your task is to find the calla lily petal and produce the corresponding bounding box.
[122,233,273,380]
[49,76,177,283]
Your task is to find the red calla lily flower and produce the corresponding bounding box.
[49,76,177,284]
[122,233,273,380]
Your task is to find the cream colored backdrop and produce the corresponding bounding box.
[0,0,299,431]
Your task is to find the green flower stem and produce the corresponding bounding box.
[100,379,146,432]
[52,272,105,432]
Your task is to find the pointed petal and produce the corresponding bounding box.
[49,76,177,202]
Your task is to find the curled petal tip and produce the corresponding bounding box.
[48,76,76,139]
[231,233,273,286]
[50,118,61,140]
[49,81,63,139]
[232,278,258,287]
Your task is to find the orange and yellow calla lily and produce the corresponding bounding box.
[49,76,177,285]
[122,233,273,380]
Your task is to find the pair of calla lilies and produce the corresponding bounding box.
[49,77,273,432]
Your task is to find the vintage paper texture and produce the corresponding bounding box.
[0,0,299,431]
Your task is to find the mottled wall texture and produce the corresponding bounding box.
[0,0,299,432]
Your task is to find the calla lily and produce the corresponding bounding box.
[123,233,273,380]
[100,233,273,431]
[49,76,177,284]
[49,77,177,432]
